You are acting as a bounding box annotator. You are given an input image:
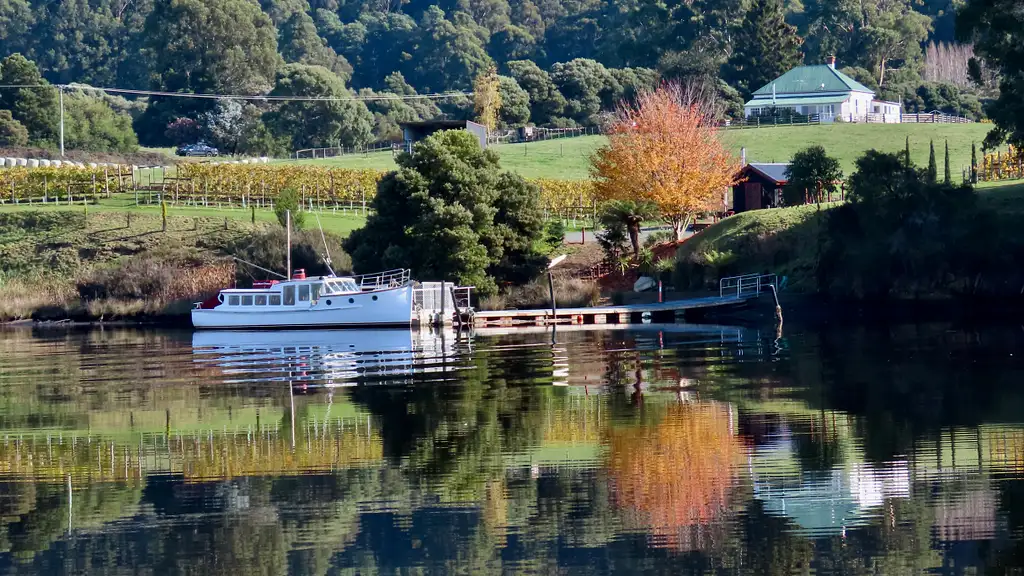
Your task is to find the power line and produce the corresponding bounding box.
[0,83,474,102]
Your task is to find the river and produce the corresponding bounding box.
[0,321,1022,574]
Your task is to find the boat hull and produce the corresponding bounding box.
[191,285,413,329]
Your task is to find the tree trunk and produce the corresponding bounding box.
[628,219,642,257]
[671,214,692,242]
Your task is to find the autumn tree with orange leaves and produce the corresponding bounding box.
[591,83,740,242]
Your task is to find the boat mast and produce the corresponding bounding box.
[286,210,292,280]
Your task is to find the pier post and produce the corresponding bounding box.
[547,271,557,319]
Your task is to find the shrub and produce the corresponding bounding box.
[480,276,600,310]
[544,220,566,251]
[77,254,232,302]
[0,110,29,146]
[274,188,305,230]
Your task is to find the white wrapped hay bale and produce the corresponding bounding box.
[27,159,39,168]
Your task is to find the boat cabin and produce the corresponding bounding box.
[216,276,363,309]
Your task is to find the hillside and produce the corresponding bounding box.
[673,183,1024,296]
[302,123,994,180]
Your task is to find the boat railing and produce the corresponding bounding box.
[354,269,411,291]
[719,273,777,298]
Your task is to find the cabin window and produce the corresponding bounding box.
[283,286,296,305]
[298,285,310,302]
[255,294,267,306]
[311,283,322,301]
[228,295,239,306]
[241,295,254,306]
[269,294,281,306]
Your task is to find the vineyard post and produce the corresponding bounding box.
[43,175,48,203]
[204,180,208,207]
[329,173,335,211]
[103,167,109,198]
[361,186,366,215]
[174,179,179,204]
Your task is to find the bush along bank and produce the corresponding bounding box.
[0,211,352,324]
[675,151,1024,301]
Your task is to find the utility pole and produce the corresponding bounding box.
[58,85,65,157]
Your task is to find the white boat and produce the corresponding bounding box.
[192,269,426,329]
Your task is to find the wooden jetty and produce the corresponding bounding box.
[470,273,778,328]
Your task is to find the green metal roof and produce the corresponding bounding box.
[744,95,850,107]
[752,65,874,96]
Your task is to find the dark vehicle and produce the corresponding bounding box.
[176,143,219,157]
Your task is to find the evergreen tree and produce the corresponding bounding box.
[344,130,546,294]
[927,139,937,182]
[264,64,373,149]
[944,139,952,183]
[0,54,58,145]
[905,136,912,168]
[971,141,978,183]
[724,0,804,98]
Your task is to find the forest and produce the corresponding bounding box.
[0,0,1005,155]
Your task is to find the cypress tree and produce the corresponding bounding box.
[927,140,937,182]
[905,136,912,168]
[971,142,978,183]
[944,140,951,183]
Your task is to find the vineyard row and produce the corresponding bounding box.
[1,164,602,217]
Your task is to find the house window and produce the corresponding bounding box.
[269,294,281,306]
[298,285,310,302]
[228,295,239,306]
[255,294,267,305]
[283,286,296,305]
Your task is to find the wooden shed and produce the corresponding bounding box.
[732,163,790,212]
[399,120,489,153]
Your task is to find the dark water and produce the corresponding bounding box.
[0,321,1023,574]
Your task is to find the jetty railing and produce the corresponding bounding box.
[719,273,777,298]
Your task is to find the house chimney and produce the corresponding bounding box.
[826,55,836,70]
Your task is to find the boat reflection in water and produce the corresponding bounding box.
[191,328,465,387]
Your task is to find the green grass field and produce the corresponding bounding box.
[290,123,996,180]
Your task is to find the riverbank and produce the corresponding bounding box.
[675,181,1024,300]
[0,210,350,324]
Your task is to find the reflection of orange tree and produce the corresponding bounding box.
[606,402,743,550]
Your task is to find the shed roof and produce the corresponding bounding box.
[745,163,791,185]
[752,65,874,97]
[744,95,850,108]
[399,120,468,130]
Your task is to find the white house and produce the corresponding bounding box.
[744,57,902,123]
